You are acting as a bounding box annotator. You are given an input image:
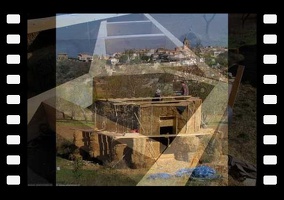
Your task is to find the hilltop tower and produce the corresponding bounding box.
[183,37,190,49]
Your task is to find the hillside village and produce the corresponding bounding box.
[57,38,227,74]
[56,38,228,92]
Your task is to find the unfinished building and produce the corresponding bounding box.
[73,96,210,168]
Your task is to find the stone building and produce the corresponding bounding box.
[78,53,93,62]
[57,53,68,60]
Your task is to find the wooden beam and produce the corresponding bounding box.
[228,65,245,108]
[138,99,195,104]
[69,128,95,132]
[160,118,175,127]
[96,131,214,139]
[98,95,193,102]
[114,133,213,139]
[112,99,196,106]
[140,103,189,107]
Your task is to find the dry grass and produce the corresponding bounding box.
[228,83,256,186]
[229,83,256,164]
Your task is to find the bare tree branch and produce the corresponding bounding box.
[203,14,216,39]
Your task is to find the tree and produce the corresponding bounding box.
[119,55,128,64]
[203,14,216,39]
[141,55,150,62]
[130,57,141,64]
[216,52,228,68]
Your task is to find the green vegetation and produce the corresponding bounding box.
[57,120,94,127]
[141,55,151,62]
[56,157,226,186]
[229,29,257,48]
[56,157,144,186]
[56,59,90,86]
[119,54,128,64]
[72,158,84,180]
[216,52,228,67]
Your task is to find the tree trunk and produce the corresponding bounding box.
[205,23,209,39]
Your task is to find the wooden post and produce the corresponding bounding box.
[228,65,245,109]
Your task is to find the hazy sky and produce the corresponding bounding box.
[56,14,228,56]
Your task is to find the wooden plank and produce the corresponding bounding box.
[228,65,245,108]
[112,102,138,106]
[94,128,214,139]
[160,118,175,127]
[69,128,95,132]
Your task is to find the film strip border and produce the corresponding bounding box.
[1,13,280,187]
[2,13,26,186]
[260,14,279,186]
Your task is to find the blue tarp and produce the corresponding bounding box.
[191,166,217,179]
[147,173,172,180]
[147,166,219,180]
[175,168,194,177]
[175,166,217,178]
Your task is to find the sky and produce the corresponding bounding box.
[56,14,228,57]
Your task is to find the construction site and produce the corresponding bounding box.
[66,79,228,186]
[73,95,204,167]
[52,61,230,185]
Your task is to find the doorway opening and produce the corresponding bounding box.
[159,126,175,153]
[159,116,176,153]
